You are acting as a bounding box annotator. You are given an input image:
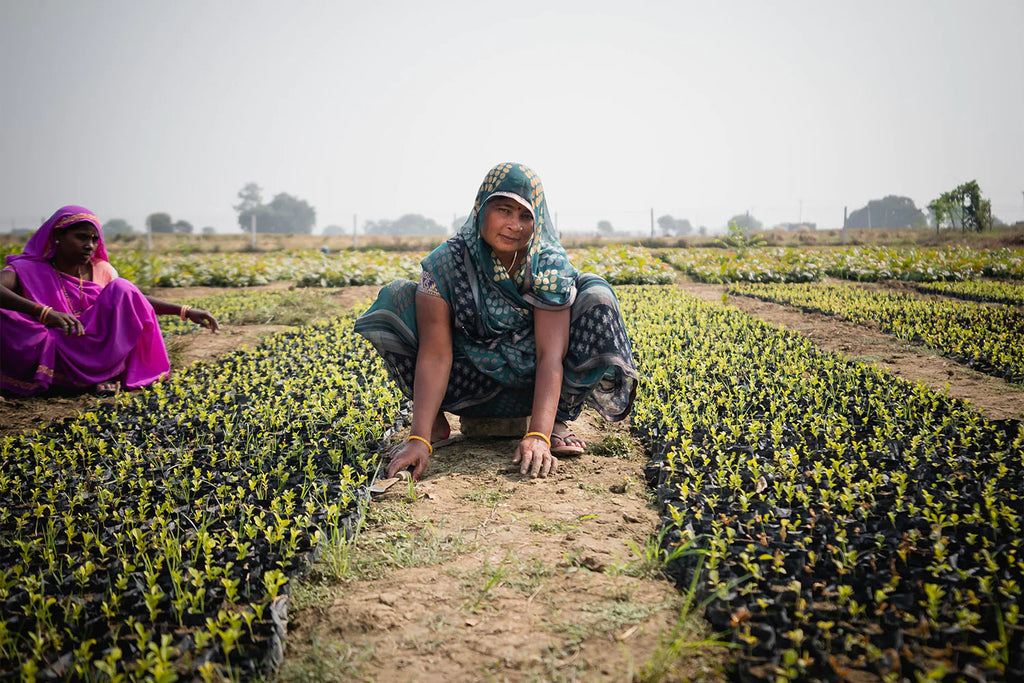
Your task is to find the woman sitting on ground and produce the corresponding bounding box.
[355,162,637,480]
[0,205,218,396]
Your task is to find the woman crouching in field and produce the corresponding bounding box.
[354,162,637,480]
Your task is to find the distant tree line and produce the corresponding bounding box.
[657,215,693,236]
[846,196,925,229]
[102,218,135,235]
[234,183,316,234]
[145,213,196,234]
[67,179,1006,241]
[363,214,446,236]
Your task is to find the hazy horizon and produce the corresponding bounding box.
[2,1,1022,236]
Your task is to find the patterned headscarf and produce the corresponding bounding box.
[458,162,577,309]
[6,205,109,267]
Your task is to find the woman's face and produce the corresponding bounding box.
[54,222,100,266]
[480,197,534,260]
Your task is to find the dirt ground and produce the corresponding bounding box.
[279,414,728,682]
[3,279,1023,681]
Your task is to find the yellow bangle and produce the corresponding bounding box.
[523,431,551,448]
[406,434,433,455]
[39,305,53,323]
[180,305,192,321]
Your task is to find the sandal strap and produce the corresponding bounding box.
[551,423,580,445]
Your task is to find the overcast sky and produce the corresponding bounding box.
[2,0,1022,236]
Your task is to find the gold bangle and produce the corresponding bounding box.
[180,305,192,321]
[406,434,433,455]
[523,431,551,448]
[39,305,53,323]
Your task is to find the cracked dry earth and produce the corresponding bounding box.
[277,412,729,682]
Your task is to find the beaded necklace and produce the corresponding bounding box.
[53,263,86,316]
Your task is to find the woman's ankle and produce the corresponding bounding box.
[431,412,451,442]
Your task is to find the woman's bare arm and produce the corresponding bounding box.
[387,290,453,480]
[514,306,570,478]
[144,295,219,332]
[0,269,33,315]
[0,269,83,335]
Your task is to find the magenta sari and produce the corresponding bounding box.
[1,206,169,395]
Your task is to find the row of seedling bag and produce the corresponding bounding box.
[621,285,1023,681]
[109,244,1024,289]
[727,281,1024,384]
[663,245,1024,284]
[0,311,403,680]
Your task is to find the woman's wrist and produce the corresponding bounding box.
[406,434,433,454]
[180,304,192,320]
[523,431,551,448]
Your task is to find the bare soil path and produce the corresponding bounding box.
[278,414,727,682]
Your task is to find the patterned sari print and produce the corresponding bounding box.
[354,162,638,421]
[462,162,577,311]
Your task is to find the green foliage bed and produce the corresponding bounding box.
[624,285,1024,680]
[727,281,1024,383]
[0,311,403,680]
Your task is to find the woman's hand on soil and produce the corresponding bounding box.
[46,310,83,336]
[387,440,429,480]
[514,438,557,479]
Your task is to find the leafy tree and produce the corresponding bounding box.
[201,226,216,235]
[102,218,134,235]
[147,212,173,233]
[847,195,925,229]
[321,224,346,236]
[236,191,316,234]
[597,220,614,235]
[928,180,992,232]
[267,193,316,234]
[725,212,763,232]
[657,214,693,236]
[172,219,193,234]
[234,182,262,214]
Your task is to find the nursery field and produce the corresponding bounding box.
[1,245,1023,681]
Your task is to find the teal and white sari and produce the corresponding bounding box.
[354,162,636,421]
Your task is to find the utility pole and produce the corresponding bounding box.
[352,214,358,249]
[650,208,654,240]
[250,213,256,250]
[842,206,848,246]
[146,215,152,251]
